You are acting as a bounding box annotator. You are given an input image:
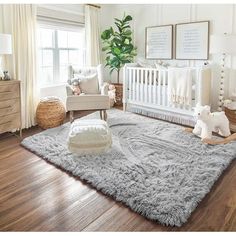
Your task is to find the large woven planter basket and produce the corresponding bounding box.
[36,96,66,129]
[224,107,236,132]
[113,83,123,106]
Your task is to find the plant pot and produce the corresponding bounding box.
[112,83,123,106]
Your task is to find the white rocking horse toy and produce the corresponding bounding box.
[185,104,236,145]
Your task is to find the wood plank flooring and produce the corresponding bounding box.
[0,109,236,231]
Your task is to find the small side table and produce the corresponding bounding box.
[113,83,123,106]
[224,107,236,132]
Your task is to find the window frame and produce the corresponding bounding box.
[37,21,85,88]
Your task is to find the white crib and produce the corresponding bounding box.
[123,63,212,126]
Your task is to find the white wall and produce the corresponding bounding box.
[100,4,236,110]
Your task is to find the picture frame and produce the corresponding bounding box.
[145,24,173,60]
[175,21,210,60]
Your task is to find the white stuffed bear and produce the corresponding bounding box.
[193,104,231,140]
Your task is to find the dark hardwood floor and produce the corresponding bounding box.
[0,108,236,231]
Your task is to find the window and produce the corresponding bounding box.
[37,22,85,87]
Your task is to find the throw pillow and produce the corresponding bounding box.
[77,74,99,94]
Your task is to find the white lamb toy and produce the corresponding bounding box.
[193,104,231,140]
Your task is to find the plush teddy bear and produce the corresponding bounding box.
[193,104,231,140]
[70,78,81,95]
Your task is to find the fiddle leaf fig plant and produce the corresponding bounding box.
[101,14,137,84]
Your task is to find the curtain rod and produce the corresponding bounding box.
[37,15,84,27]
[86,4,101,9]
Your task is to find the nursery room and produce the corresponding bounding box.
[0,0,236,233]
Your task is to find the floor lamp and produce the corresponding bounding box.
[0,33,12,79]
[210,34,236,111]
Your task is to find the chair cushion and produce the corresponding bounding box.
[75,74,99,94]
[67,119,112,154]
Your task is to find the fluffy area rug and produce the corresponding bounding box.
[21,109,236,227]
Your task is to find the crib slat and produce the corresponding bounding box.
[132,69,135,101]
[149,69,152,103]
[166,70,170,107]
[128,69,132,101]
[137,69,140,102]
[145,70,148,103]
[163,70,166,106]
[140,69,144,103]
[153,70,157,104]
[158,70,162,105]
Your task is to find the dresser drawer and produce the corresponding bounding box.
[0,83,20,101]
[0,99,20,117]
[0,113,21,133]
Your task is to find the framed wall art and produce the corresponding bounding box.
[175,21,210,60]
[145,24,173,59]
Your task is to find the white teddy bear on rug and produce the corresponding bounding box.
[193,104,231,140]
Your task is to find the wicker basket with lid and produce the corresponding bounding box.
[36,96,66,129]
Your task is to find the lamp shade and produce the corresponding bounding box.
[0,33,12,55]
[210,34,236,54]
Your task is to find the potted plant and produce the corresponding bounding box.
[101,14,137,105]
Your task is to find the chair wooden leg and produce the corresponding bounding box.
[99,110,103,120]
[70,111,74,123]
[103,110,107,121]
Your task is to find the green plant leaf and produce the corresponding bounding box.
[122,30,132,36]
[124,38,129,44]
[101,29,112,40]
[123,15,132,22]
[114,22,122,32]
[114,18,122,24]
[102,46,110,51]
[112,38,122,45]
[113,47,121,55]
[121,25,131,31]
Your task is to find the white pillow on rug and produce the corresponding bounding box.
[67,119,112,155]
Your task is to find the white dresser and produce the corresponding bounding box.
[0,80,22,137]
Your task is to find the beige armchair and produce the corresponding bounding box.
[66,64,110,122]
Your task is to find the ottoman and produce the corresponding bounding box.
[67,119,112,155]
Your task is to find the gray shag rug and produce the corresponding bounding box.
[21,109,236,227]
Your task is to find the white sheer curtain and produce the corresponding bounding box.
[1,4,39,129]
[85,5,101,66]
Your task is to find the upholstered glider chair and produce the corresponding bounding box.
[66,64,110,122]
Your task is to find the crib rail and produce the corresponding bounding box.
[123,64,203,116]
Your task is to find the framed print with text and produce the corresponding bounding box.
[145,25,173,59]
[175,21,210,60]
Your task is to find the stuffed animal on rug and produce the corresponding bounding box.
[193,104,231,140]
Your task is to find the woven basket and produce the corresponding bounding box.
[224,107,236,132]
[36,96,66,129]
[225,107,236,123]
